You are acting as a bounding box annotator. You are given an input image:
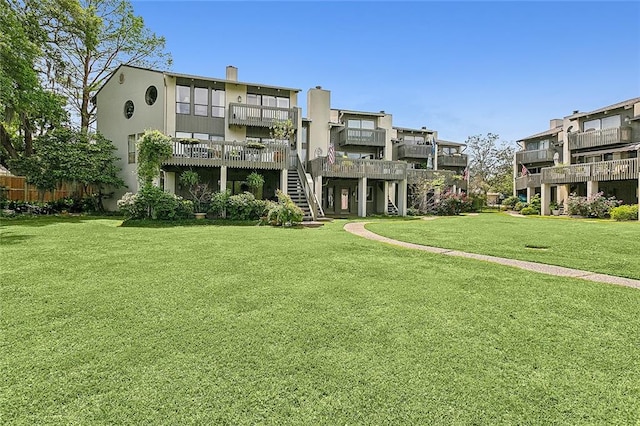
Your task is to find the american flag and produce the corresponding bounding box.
[328,143,335,165]
[521,164,529,176]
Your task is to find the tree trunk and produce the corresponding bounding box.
[0,123,19,163]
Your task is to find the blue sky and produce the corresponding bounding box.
[131,1,640,146]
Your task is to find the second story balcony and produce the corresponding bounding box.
[541,158,638,184]
[309,157,406,180]
[516,148,558,164]
[515,173,542,190]
[164,139,288,170]
[397,143,433,160]
[228,103,298,128]
[568,126,632,151]
[438,154,468,168]
[338,127,386,147]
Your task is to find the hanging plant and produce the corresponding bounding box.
[246,171,265,195]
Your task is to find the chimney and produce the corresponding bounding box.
[226,65,238,82]
[572,110,579,115]
[550,119,563,129]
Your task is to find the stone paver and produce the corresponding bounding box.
[344,222,640,290]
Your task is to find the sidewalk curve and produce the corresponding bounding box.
[344,222,640,290]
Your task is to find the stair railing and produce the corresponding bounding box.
[294,153,324,220]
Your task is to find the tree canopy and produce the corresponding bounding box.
[466,133,515,196]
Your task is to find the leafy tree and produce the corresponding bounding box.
[42,0,172,132]
[10,128,124,208]
[465,133,514,197]
[136,130,172,186]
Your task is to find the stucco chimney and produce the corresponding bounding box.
[226,66,238,82]
[550,119,563,129]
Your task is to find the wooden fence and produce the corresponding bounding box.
[0,175,77,202]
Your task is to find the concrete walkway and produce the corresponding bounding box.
[344,222,640,290]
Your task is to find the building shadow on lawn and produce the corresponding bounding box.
[0,230,35,245]
[0,215,114,228]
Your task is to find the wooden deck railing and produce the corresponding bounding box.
[228,103,297,128]
[338,127,386,147]
[309,157,407,180]
[437,154,468,167]
[516,148,557,164]
[397,143,433,159]
[163,139,288,170]
[568,126,632,150]
[541,158,638,184]
[515,173,542,190]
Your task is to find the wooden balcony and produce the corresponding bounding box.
[515,173,542,190]
[541,158,638,184]
[309,157,406,180]
[163,139,288,170]
[516,148,558,164]
[338,127,386,147]
[407,169,467,189]
[437,154,468,168]
[397,143,433,160]
[568,126,632,151]
[228,103,297,128]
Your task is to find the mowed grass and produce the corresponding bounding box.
[1,217,639,424]
[367,213,640,280]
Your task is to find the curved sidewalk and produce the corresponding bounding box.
[344,222,640,290]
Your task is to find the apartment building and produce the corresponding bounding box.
[514,97,640,215]
[96,65,467,217]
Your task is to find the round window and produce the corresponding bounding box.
[145,86,158,105]
[124,100,134,119]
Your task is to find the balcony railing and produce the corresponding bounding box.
[437,154,468,168]
[568,126,632,151]
[407,169,467,189]
[516,148,558,164]
[309,157,407,180]
[163,139,288,170]
[541,158,638,184]
[515,173,542,190]
[338,127,386,147]
[397,143,433,160]
[228,103,297,128]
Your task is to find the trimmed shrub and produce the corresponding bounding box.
[514,201,527,212]
[502,196,520,209]
[226,192,270,220]
[435,192,473,216]
[520,206,538,215]
[610,204,638,221]
[567,192,620,218]
[118,185,193,220]
[267,190,304,226]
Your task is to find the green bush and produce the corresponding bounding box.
[514,201,527,212]
[407,207,420,216]
[528,194,541,213]
[117,185,193,220]
[502,196,520,209]
[267,190,304,226]
[567,192,620,218]
[610,204,638,221]
[226,192,269,220]
[209,190,230,218]
[520,206,538,215]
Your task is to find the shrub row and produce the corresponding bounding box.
[610,204,638,221]
[0,196,100,215]
[117,185,193,220]
[567,192,620,218]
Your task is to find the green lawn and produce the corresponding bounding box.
[1,217,639,424]
[367,213,640,280]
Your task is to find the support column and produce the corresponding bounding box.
[280,169,288,195]
[383,181,390,215]
[164,172,176,194]
[452,184,458,194]
[220,166,227,193]
[541,183,551,215]
[526,187,533,203]
[397,179,408,216]
[358,177,367,217]
[586,180,599,197]
[560,184,570,212]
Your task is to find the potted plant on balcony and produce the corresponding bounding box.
[179,170,212,219]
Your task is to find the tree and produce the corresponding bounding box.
[10,128,124,208]
[136,130,172,187]
[465,133,515,197]
[0,0,68,166]
[42,0,172,132]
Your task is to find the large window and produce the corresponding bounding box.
[212,90,225,117]
[403,135,425,144]
[347,119,375,129]
[583,115,620,132]
[526,139,549,150]
[194,87,208,116]
[128,134,136,163]
[176,85,190,114]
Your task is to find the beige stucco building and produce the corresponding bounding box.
[95,65,467,217]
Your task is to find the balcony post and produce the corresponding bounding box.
[164,171,176,194]
[358,177,367,217]
[526,187,533,203]
[383,182,390,215]
[541,183,551,216]
[586,180,599,197]
[219,166,227,193]
[314,175,323,205]
[397,179,407,216]
[559,184,570,211]
[280,169,288,195]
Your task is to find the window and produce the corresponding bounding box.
[212,89,225,117]
[127,134,136,163]
[583,115,620,132]
[194,87,208,116]
[403,135,425,144]
[176,85,190,114]
[124,100,134,119]
[193,132,209,140]
[145,86,158,105]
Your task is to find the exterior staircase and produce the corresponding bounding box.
[287,172,313,221]
[387,198,399,216]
